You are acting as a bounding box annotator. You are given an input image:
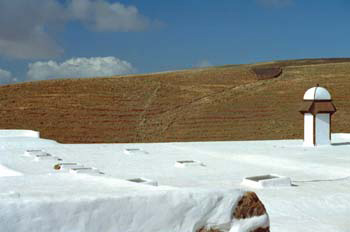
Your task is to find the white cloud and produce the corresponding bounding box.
[0,0,155,59]
[257,0,293,8]
[0,28,64,60]
[68,0,149,31]
[0,0,66,59]
[0,68,17,85]
[27,56,134,81]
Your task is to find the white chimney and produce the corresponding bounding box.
[299,86,336,146]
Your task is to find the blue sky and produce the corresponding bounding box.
[0,0,350,84]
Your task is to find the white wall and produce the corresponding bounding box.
[304,113,314,146]
[0,130,40,138]
[316,113,330,145]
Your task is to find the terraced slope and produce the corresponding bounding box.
[1,58,350,143]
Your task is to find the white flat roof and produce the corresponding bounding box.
[2,132,350,231]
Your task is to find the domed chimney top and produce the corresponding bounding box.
[303,86,331,101]
[300,85,336,115]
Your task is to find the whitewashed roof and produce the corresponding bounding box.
[2,130,350,231]
[303,86,331,100]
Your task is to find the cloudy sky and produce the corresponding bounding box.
[0,0,350,84]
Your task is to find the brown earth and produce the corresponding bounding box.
[1,58,350,143]
[198,191,269,232]
[233,192,269,232]
[233,192,267,219]
[252,67,283,80]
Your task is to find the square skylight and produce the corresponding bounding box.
[69,167,103,175]
[24,149,62,161]
[23,149,46,157]
[54,163,83,170]
[124,148,148,155]
[241,174,291,188]
[127,177,158,186]
[174,160,205,168]
[34,153,62,161]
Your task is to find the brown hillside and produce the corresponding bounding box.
[1,58,350,143]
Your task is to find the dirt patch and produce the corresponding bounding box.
[252,67,283,80]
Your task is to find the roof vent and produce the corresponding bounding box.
[127,177,158,186]
[124,148,148,155]
[24,150,46,157]
[69,167,103,175]
[54,163,84,170]
[241,174,291,188]
[174,160,205,168]
[34,154,62,161]
[24,150,62,161]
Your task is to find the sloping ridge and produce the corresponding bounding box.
[1,58,350,143]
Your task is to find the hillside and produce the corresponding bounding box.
[1,58,350,143]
